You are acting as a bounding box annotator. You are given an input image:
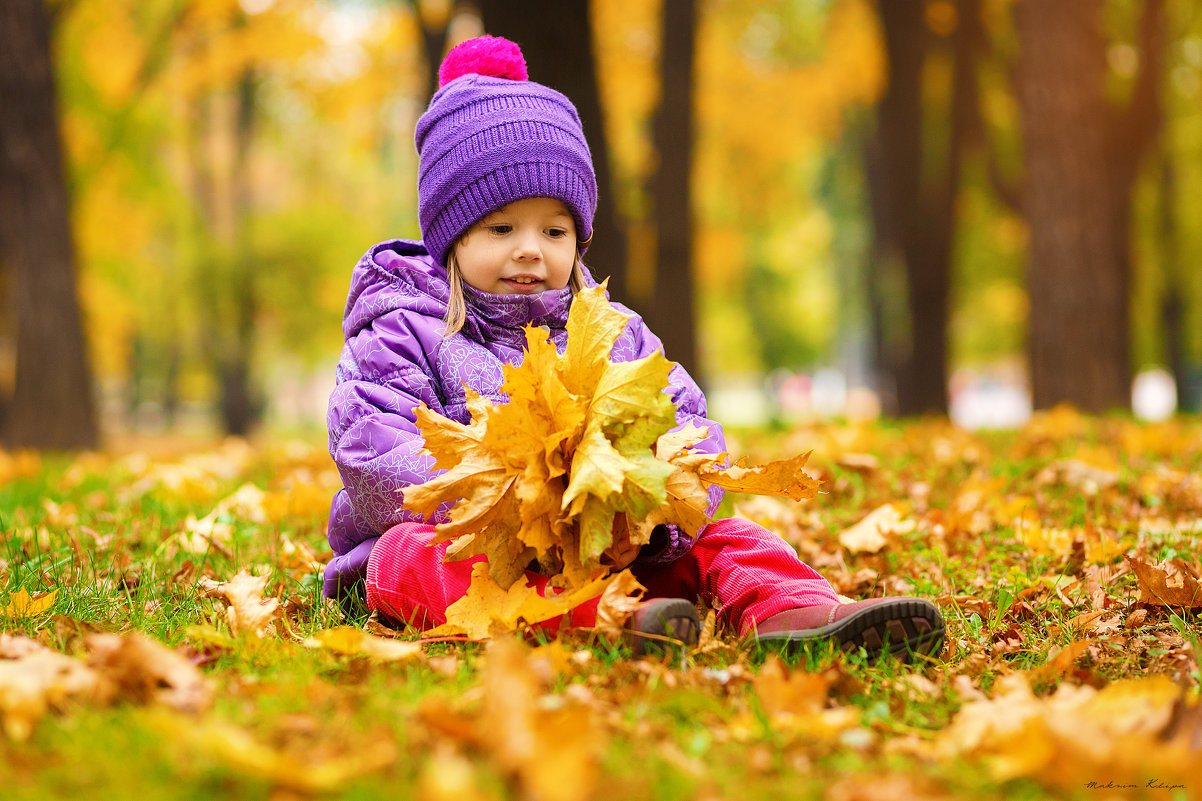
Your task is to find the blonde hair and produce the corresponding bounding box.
[442,249,589,336]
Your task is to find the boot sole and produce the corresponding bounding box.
[754,598,945,663]
[630,598,701,657]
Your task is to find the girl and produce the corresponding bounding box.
[324,35,945,660]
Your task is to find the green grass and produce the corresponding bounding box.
[3,414,1201,800]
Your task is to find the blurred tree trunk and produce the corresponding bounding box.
[219,69,260,437]
[189,63,260,436]
[1014,0,1163,412]
[411,0,460,101]
[1158,151,1187,411]
[868,0,980,417]
[477,0,630,303]
[0,0,99,449]
[646,0,699,382]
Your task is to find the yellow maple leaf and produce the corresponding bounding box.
[427,563,612,640]
[700,451,821,502]
[304,628,424,661]
[837,503,915,554]
[560,284,631,397]
[1,589,57,619]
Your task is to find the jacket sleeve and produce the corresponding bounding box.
[326,312,452,557]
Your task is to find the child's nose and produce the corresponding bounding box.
[513,229,541,260]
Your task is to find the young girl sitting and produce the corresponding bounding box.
[323,35,945,660]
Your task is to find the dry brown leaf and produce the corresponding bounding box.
[753,656,833,719]
[1026,640,1091,686]
[202,569,281,638]
[85,632,212,713]
[1063,610,1106,635]
[1127,556,1202,608]
[0,632,210,741]
[935,594,994,621]
[0,647,103,740]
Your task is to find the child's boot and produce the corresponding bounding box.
[627,598,701,657]
[751,597,945,662]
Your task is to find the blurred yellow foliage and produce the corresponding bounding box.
[0,451,41,484]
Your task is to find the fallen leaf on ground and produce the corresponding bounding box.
[0,646,103,740]
[1,589,57,618]
[165,713,396,793]
[753,656,832,717]
[201,569,281,638]
[1127,555,1202,608]
[936,672,1194,787]
[480,638,604,801]
[0,632,210,741]
[85,632,212,713]
[1035,459,1119,493]
[303,628,423,661]
[417,743,492,801]
[1026,640,1092,685]
[838,504,913,554]
[835,453,879,474]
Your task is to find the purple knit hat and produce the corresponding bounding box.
[415,35,597,267]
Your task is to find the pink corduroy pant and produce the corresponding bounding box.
[365,517,840,637]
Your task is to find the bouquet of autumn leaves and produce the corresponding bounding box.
[402,285,819,638]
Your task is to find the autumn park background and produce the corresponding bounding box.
[4,1,1202,800]
[2,0,1201,447]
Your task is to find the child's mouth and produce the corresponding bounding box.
[503,276,543,292]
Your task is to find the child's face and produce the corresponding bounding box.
[453,197,577,295]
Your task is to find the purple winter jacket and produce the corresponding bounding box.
[323,239,726,599]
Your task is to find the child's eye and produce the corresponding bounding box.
[546,228,568,239]
[487,224,512,235]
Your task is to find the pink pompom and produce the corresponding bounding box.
[438,35,528,87]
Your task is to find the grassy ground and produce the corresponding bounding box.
[2,409,1200,800]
